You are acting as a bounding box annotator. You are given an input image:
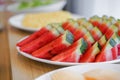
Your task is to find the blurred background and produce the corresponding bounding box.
[66,0,120,18]
[1,0,120,29]
[1,0,120,17]
[1,0,120,18]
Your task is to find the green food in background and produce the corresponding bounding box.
[18,0,57,10]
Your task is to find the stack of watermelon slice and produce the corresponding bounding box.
[17,15,120,63]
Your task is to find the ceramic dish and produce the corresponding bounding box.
[7,0,66,13]
[35,64,120,80]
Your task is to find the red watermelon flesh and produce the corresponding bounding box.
[89,15,102,27]
[95,47,117,62]
[95,48,108,62]
[98,19,111,34]
[105,25,118,39]
[62,19,87,42]
[90,27,102,41]
[20,28,59,54]
[79,42,101,62]
[117,44,120,56]
[32,36,63,59]
[51,46,77,62]
[51,38,88,62]
[32,30,74,59]
[62,19,79,32]
[73,26,87,41]
[32,37,62,59]
[62,22,69,30]
[17,26,52,47]
[79,32,118,63]
[91,21,101,27]
[98,23,109,34]
[95,33,119,62]
[111,45,118,60]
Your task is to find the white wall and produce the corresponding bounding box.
[67,0,120,18]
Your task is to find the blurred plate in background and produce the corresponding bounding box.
[35,64,120,80]
[7,0,66,13]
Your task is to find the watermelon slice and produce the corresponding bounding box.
[63,19,79,33]
[95,33,120,62]
[115,19,120,36]
[20,28,60,54]
[117,44,120,56]
[99,16,116,34]
[62,19,77,30]
[62,21,69,30]
[50,23,64,34]
[50,30,74,55]
[112,33,120,56]
[95,39,115,62]
[77,18,87,25]
[90,27,102,41]
[62,19,79,31]
[51,38,88,62]
[82,22,94,31]
[79,42,101,62]
[17,25,52,47]
[73,25,88,41]
[98,20,112,34]
[83,31,95,48]
[62,19,87,41]
[115,19,120,29]
[105,25,118,39]
[80,34,108,63]
[32,30,74,59]
[89,15,102,27]
[98,35,107,47]
[98,16,116,34]
[111,46,118,60]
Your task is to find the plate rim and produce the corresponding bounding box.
[8,13,39,32]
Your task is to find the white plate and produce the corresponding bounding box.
[35,64,120,80]
[16,37,120,66]
[7,0,66,13]
[9,13,81,32]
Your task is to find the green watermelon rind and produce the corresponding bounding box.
[84,31,95,44]
[49,23,65,34]
[109,38,117,47]
[80,39,88,53]
[74,38,88,55]
[91,42,101,55]
[62,30,74,46]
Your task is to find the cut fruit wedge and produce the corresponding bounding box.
[20,28,60,54]
[32,30,74,59]
[96,33,120,62]
[17,25,52,47]
[51,38,88,62]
